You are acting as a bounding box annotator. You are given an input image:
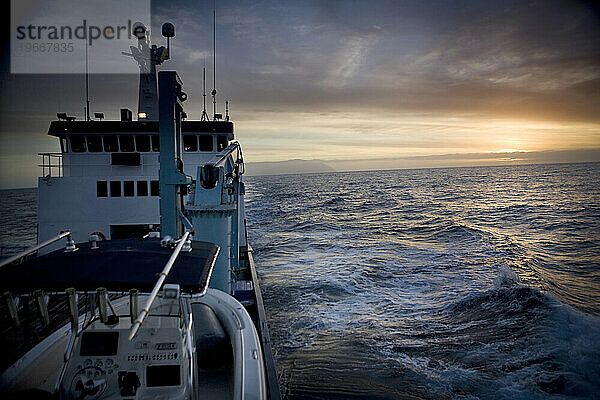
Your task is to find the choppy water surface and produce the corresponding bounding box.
[1,163,599,399]
[0,188,37,256]
[245,163,600,399]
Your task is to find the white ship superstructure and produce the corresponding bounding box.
[38,119,236,245]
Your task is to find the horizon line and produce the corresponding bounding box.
[2,159,598,190]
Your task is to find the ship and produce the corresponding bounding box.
[0,22,281,400]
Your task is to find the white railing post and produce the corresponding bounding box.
[128,231,190,340]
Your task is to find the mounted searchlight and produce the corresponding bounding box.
[57,113,76,122]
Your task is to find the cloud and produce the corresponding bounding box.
[293,24,326,36]
[323,33,378,87]
[185,50,211,64]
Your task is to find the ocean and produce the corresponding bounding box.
[244,163,600,399]
[1,162,600,399]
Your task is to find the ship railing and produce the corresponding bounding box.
[0,231,74,269]
[212,141,244,171]
[38,152,63,178]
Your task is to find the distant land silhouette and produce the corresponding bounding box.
[1,150,598,188]
[245,149,600,176]
[245,159,335,176]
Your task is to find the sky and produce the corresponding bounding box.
[1,0,599,187]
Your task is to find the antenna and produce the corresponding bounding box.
[85,38,90,121]
[212,0,217,120]
[225,100,229,121]
[122,22,174,120]
[201,67,209,121]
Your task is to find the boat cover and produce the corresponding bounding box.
[0,239,218,294]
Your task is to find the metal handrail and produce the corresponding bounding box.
[0,231,72,269]
[212,142,242,167]
[128,231,190,340]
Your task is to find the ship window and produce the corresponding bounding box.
[97,181,108,197]
[87,136,103,152]
[111,153,140,166]
[150,180,159,196]
[110,181,121,197]
[217,136,228,152]
[199,135,213,152]
[183,135,197,152]
[60,137,69,153]
[151,135,160,152]
[103,136,119,152]
[71,136,86,152]
[120,135,135,152]
[124,181,134,197]
[111,224,152,239]
[136,135,151,152]
[137,181,148,196]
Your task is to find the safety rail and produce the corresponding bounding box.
[129,231,191,340]
[212,141,243,170]
[0,231,73,269]
[38,152,63,178]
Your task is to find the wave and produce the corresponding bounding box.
[372,281,600,399]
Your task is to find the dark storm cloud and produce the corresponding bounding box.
[3,0,599,122]
[1,0,599,187]
[160,0,599,122]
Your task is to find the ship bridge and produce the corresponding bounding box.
[37,115,235,250]
[44,118,233,178]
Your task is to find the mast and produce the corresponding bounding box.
[158,71,190,239]
[135,26,158,119]
[85,38,90,121]
[201,67,209,121]
[212,0,217,120]
[122,22,174,120]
